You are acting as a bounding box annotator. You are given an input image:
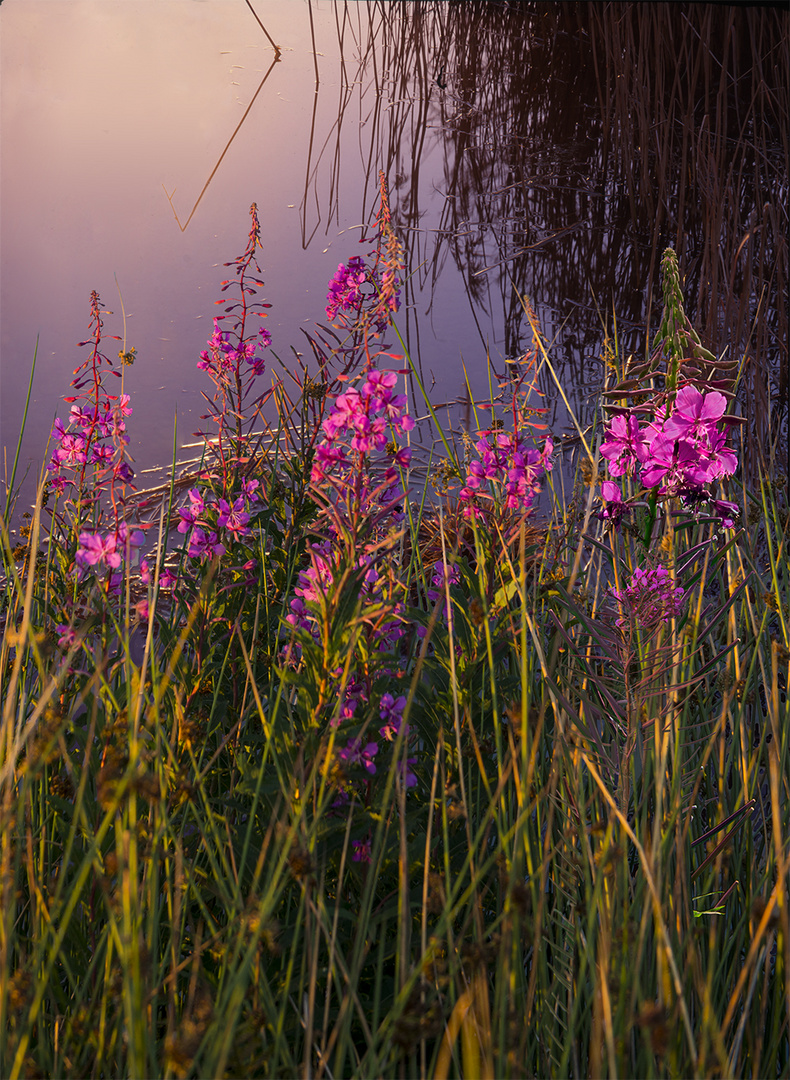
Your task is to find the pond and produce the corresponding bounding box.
[1,0,787,529]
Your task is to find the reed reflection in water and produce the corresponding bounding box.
[303,2,787,474]
[1,0,786,518]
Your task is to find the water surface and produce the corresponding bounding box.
[2,1,786,524]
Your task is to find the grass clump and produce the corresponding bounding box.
[1,179,788,1079]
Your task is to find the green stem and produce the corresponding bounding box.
[642,489,658,550]
[4,337,38,521]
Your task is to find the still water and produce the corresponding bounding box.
[1,1,787,523]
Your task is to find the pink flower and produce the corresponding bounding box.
[115,393,133,417]
[218,496,251,540]
[379,693,407,741]
[699,428,738,481]
[600,413,649,477]
[76,531,122,570]
[641,434,711,493]
[338,738,379,776]
[241,478,261,502]
[352,838,372,863]
[55,624,78,649]
[159,567,179,590]
[663,386,727,442]
[116,522,145,553]
[285,596,311,631]
[599,480,625,525]
[325,257,368,321]
[188,528,225,561]
[713,499,739,528]
[51,418,69,443]
[178,488,208,533]
[612,565,684,629]
[91,445,114,466]
[55,434,88,467]
[397,757,418,789]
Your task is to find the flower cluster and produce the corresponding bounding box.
[198,319,271,381]
[332,691,416,821]
[460,427,553,519]
[312,368,414,488]
[325,256,396,335]
[325,256,369,322]
[75,521,145,572]
[48,396,134,494]
[293,365,414,654]
[195,203,273,493]
[611,565,685,629]
[372,169,405,323]
[286,533,407,661]
[176,480,261,563]
[425,561,460,624]
[600,386,737,496]
[285,324,416,809]
[378,692,407,741]
[47,292,135,509]
[70,523,147,610]
[324,172,403,336]
[337,737,378,776]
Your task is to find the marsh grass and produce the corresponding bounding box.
[1,216,788,1080]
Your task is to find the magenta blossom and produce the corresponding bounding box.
[311,368,413,485]
[599,480,625,525]
[76,531,122,571]
[712,498,739,528]
[54,434,88,468]
[187,528,226,562]
[397,757,418,789]
[217,496,251,540]
[662,386,727,442]
[460,428,551,518]
[338,738,379,776]
[352,838,372,863]
[177,488,208,534]
[325,256,368,322]
[600,414,649,477]
[241,478,261,502]
[55,624,78,649]
[379,693,407,741]
[612,565,684,629]
[640,433,712,493]
[116,522,145,552]
[115,393,133,418]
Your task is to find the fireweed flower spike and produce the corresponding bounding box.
[195,203,272,488]
[611,565,685,630]
[323,171,404,337]
[325,256,369,323]
[598,383,738,520]
[460,427,552,520]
